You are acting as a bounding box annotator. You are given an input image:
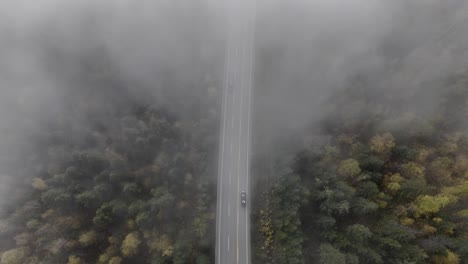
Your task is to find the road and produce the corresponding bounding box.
[215,0,256,263]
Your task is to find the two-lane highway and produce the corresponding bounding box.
[216,0,256,263]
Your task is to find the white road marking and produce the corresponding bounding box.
[217,0,256,263]
[236,13,248,264]
[229,32,239,264]
[216,55,228,264]
[245,2,256,263]
[216,6,234,263]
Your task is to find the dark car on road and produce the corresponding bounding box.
[241,191,247,206]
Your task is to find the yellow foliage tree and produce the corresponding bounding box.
[337,159,361,178]
[400,217,414,226]
[109,256,122,264]
[13,233,31,247]
[97,248,116,263]
[32,178,47,191]
[456,209,468,218]
[108,236,120,245]
[431,250,460,264]
[401,162,425,178]
[422,224,437,234]
[0,248,27,264]
[146,230,173,257]
[98,235,122,263]
[416,147,433,162]
[259,209,274,252]
[79,230,97,246]
[385,173,403,193]
[439,142,458,155]
[413,195,450,218]
[369,132,395,154]
[440,180,468,203]
[67,255,82,264]
[121,232,141,257]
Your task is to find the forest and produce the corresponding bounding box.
[0,0,224,262]
[0,63,221,263]
[252,72,468,264]
[1,1,468,264]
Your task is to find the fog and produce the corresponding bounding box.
[1,0,466,187]
[0,0,225,115]
[0,0,228,216]
[253,0,468,153]
[0,0,467,262]
[0,0,466,213]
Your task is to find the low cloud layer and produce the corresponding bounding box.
[1,0,468,207]
[0,0,225,208]
[253,0,468,147]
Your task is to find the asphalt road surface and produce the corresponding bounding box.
[215,0,256,263]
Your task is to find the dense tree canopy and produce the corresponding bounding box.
[253,72,468,264]
[0,80,219,263]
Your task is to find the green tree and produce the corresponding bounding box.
[318,243,346,264]
[93,203,114,228]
